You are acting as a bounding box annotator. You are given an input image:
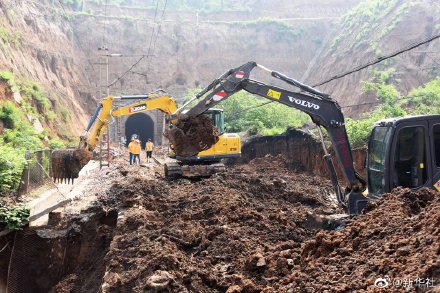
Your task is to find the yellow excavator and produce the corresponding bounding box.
[51,90,240,182]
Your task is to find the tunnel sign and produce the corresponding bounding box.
[129,104,147,113]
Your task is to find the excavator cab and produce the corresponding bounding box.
[367,115,440,197]
[203,108,225,134]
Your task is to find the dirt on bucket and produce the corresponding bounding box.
[165,115,219,157]
[51,148,93,183]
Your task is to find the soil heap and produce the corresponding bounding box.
[52,156,439,292]
[165,115,219,157]
[282,187,440,292]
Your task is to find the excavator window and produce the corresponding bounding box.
[368,126,392,195]
[433,124,440,167]
[204,109,225,134]
[393,126,427,188]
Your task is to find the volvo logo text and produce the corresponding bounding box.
[288,96,320,110]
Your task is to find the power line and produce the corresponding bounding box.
[106,0,159,87]
[108,0,168,87]
[226,33,440,115]
[145,0,168,76]
[313,32,440,87]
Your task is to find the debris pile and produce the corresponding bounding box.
[52,156,439,292]
[165,114,219,157]
[88,155,337,292]
[281,187,440,292]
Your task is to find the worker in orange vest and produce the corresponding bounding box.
[128,137,134,165]
[131,138,141,165]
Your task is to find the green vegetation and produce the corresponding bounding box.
[404,78,440,114]
[0,204,30,231]
[0,145,27,192]
[60,107,71,122]
[345,68,440,148]
[0,101,43,192]
[48,138,65,149]
[209,17,302,41]
[0,71,72,193]
[0,26,21,48]
[61,0,252,12]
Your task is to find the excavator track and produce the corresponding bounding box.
[164,162,226,179]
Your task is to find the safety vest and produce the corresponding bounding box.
[131,141,141,154]
[146,141,154,151]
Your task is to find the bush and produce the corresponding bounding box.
[21,81,51,113]
[48,138,65,149]
[46,110,56,122]
[0,101,20,128]
[60,107,70,122]
[0,145,26,193]
[182,89,309,134]
[0,204,30,230]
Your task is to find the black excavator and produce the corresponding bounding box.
[169,61,440,215]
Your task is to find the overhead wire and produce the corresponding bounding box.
[226,33,440,115]
[144,0,168,76]
[313,32,440,87]
[107,0,159,87]
[108,0,167,87]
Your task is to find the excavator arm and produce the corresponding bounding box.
[83,90,177,151]
[52,90,177,182]
[179,62,367,213]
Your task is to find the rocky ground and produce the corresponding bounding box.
[48,154,440,292]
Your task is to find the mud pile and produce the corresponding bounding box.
[94,155,338,292]
[165,115,219,157]
[282,187,440,292]
[52,156,439,292]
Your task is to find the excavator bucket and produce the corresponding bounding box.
[51,148,93,183]
[164,115,219,157]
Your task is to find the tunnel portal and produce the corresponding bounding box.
[125,113,155,147]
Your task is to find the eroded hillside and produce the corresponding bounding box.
[305,0,440,115]
[0,0,96,136]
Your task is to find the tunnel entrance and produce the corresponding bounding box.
[125,113,155,147]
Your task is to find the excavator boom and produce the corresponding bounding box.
[169,62,367,213]
[51,90,177,182]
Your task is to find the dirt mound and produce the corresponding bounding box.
[282,187,440,292]
[52,159,439,292]
[165,115,219,157]
[91,158,338,292]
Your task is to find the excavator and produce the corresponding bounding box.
[167,61,440,214]
[51,89,240,182]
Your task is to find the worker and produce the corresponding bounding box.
[128,137,134,165]
[145,138,154,163]
[131,138,141,165]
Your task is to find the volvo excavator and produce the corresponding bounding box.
[51,90,240,182]
[167,62,440,214]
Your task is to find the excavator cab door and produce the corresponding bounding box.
[367,125,393,197]
[389,120,431,191]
